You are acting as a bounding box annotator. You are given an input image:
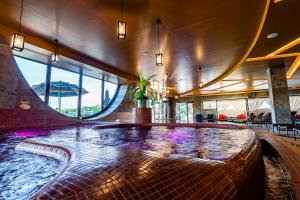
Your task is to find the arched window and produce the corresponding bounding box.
[15,56,119,118]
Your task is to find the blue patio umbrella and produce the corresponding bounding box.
[32,81,88,112]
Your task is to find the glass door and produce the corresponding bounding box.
[176,103,194,123]
[151,100,167,123]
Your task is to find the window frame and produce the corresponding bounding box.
[14,55,120,119]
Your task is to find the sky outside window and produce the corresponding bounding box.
[15,56,47,100]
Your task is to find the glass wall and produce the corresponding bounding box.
[103,81,118,109]
[151,100,167,122]
[15,57,47,100]
[203,100,217,109]
[15,56,119,118]
[176,102,193,123]
[49,67,80,117]
[81,76,102,117]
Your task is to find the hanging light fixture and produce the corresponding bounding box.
[199,66,203,88]
[117,0,126,39]
[11,0,25,51]
[51,39,60,63]
[161,79,166,94]
[156,19,163,66]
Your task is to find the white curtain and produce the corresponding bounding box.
[217,101,231,112]
[290,96,300,112]
[217,99,246,117]
[248,98,265,111]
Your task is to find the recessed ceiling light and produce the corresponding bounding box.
[267,33,279,39]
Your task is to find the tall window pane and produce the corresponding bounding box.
[15,56,47,100]
[187,103,193,123]
[103,81,118,109]
[49,67,79,117]
[81,76,102,117]
[176,103,193,123]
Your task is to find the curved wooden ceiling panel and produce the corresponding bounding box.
[0,0,271,94]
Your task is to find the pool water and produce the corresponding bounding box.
[32,126,253,161]
[0,133,60,200]
[263,155,292,200]
[0,125,293,199]
[91,126,253,160]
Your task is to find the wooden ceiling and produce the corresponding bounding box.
[0,0,300,96]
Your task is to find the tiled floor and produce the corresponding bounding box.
[11,124,262,200]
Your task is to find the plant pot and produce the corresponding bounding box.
[137,99,147,108]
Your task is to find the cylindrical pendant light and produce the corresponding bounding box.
[199,66,203,88]
[11,0,25,51]
[51,39,60,63]
[117,0,126,39]
[156,19,163,66]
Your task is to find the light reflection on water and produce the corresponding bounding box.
[0,133,60,200]
[0,125,292,200]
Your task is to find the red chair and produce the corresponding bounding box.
[218,114,227,121]
[237,114,246,119]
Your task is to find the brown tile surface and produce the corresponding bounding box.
[257,131,300,200]
[15,124,264,200]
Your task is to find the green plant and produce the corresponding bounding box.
[129,75,156,102]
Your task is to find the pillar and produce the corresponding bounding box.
[167,98,176,123]
[267,62,292,124]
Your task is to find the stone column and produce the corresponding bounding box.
[267,62,292,124]
[167,98,176,123]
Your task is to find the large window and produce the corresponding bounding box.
[103,81,118,109]
[176,103,194,123]
[81,76,102,117]
[151,100,167,122]
[49,67,80,117]
[15,57,47,100]
[203,101,217,109]
[15,56,119,118]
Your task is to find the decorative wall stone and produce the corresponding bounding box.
[267,63,292,124]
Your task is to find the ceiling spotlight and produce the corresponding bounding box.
[11,0,25,51]
[51,39,60,63]
[199,82,203,88]
[117,0,126,39]
[267,33,279,39]
[156,19,163,66]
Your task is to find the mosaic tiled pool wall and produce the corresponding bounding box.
[15,125,265,200]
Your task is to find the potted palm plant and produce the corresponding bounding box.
[129,75,156,108]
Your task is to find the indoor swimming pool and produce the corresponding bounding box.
[0,125,293,199]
